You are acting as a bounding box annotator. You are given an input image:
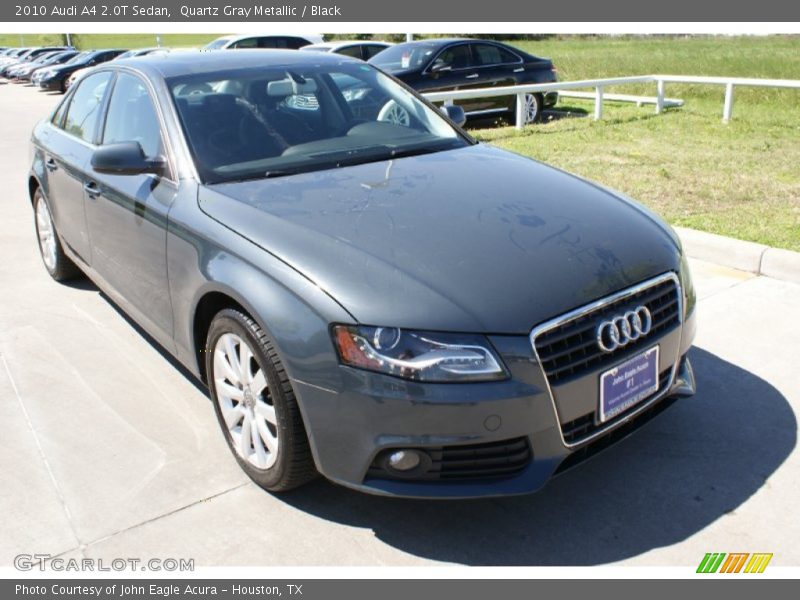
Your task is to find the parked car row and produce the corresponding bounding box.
[3,36,559,127]
[1,46,128,91]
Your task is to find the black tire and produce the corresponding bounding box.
[206,308,317,492]
[32,188,80,282]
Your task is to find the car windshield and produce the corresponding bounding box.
[369,42,441,71]
[203,39,230,50]
[169,62,470,184]
[69,52,100,66]
[64,52,89,65]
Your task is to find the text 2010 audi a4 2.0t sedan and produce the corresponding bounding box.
[29,51,696,498]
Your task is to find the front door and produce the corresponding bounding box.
[83,72,177,344]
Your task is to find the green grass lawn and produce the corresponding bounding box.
[2,34,798,249]
[0,33,219,49]
[472,36,800,251]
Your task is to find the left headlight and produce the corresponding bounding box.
[332,325,508,382]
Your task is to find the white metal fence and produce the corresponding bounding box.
[423,75,800,128]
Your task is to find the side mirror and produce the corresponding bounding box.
[91,142,165,176]
[441,104,466,127]
[429,62,452,74]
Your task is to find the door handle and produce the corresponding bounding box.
[513,67,525,73]
[465,73,479,79]
[83,181,100,198]
[45,158,58,172]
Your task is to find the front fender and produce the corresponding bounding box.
[166,186,355,392]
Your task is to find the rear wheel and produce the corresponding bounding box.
[515,92,543,125]
[206,308,317,492]
[33,188,80,281]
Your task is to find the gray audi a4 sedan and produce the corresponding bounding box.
[28,50,697,498]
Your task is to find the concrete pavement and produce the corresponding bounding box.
[0,81,797,567]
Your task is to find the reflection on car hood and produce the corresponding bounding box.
[199,144,681,333]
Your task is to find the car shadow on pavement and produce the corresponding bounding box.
[280,346,796,565]
[84,287,210,396]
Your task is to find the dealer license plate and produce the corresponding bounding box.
[598,346,659,423]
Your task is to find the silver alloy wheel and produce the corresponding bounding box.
[523,93,540,124]
[35,197,57,272]
[213,332,279,469]
[377,100,411,126]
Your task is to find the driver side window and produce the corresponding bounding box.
[102,73,164,161]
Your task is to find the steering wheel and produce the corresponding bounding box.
[377,101,411,127]
[178,82,213,96]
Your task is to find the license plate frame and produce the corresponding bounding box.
[598,345,660,424]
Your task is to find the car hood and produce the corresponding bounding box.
[51,62,85,74]
[199,144,681,333]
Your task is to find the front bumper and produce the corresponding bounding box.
[295,292,697,499]
[38,78,62,91]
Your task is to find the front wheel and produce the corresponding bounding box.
[33,189,80,281]
[206,308,317,492]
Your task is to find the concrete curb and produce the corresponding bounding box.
[675,226,800,285]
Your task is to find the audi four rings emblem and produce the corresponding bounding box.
[596,306,653,352]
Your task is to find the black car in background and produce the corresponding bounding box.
[0,46,72,77]
[37,49,126,92]
[10,50,80,82]
[369,38,558,123]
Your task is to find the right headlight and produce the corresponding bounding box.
[679,253,696,317]
[332,325,508,382]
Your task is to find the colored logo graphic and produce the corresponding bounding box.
[697,553,773,573]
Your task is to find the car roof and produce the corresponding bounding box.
[304,40,392,50]
[400,38,471,46]
[111,48,358,79]
[213,33,322,43]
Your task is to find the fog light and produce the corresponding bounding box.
[387,450,421,472]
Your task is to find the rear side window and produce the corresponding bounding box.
[337,45,363,59]
[284,37,311,49]
[62,71,112,143]
[471,44,519,66]
[51,97,69,128]
[102,73,163,159]
[363,45,387,60]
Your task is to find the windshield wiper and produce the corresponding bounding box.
[387,143,455,160]
[263,169,299,178]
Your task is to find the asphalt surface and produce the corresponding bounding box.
[1,80,798,567]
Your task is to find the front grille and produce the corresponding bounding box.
[533,276,680,385]
[366,437,532,482]
[561,367,672,444]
